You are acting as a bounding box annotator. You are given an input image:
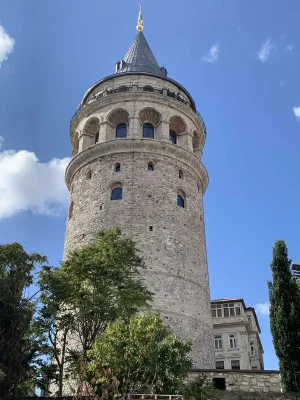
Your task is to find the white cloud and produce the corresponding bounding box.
[0,23,15,67]
[0,150,70,219]
[0,136,4,149]
[257,39,276,63]
[286,44,293,51]
[293,106,300,122]
[255,302,270,316]
[202,43,220,63]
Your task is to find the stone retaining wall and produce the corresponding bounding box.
[208,392,298,400]
[190,369,282,393]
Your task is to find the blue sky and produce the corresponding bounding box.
[1,0,300,370]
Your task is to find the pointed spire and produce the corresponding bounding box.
[115,5,167,76]
[136,4,144,32]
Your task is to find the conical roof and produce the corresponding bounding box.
[116,31,164,76]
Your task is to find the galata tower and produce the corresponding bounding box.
[64,6,215,368]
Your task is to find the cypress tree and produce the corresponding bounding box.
[269,240,300,392]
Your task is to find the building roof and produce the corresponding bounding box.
[116,31,165,76]
[211,298,246,309]
[211,298,262,334]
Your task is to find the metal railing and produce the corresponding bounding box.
[121,394,183,400]
[70,83,206,130]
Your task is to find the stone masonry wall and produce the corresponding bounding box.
[64,72,214,372]
[64,139,213,368]
[190,370,282,393]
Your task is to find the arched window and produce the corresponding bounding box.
[143,123,154,139]
[115,163,121,172]
[178,170,183,179]
[148,162,154,171]
[116,123,127,138]
[169,130,177,144]
[177,194,185,208]
[86,170,92,179]
[118,85,128,93]
[111,187,122,200]
[143,86,154,92]
[95,132,99,144]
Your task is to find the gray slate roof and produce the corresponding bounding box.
[116,31,164,76]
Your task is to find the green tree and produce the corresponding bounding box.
[40,228,151,395]
[32,279,75,396]
[88,314,193,398]
[0,242,47,399]
[268,240,300,392]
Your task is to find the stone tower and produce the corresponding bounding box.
[64,8,214,368]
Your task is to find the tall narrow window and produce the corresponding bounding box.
[229,334,237,349]
[95,132,99,144]
[86,170,92,179]
[148,162,154,171]
[214,335,223,350]
[116,123,127,138]
[143,123,154,139]
[111,187,122,200]
[115,164,121,172]
[179,170,183,179]
[169,130,177,144]
[177,194,185,208]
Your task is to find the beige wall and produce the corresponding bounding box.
[212,301,264,370]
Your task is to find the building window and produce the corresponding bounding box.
[247,315,252,329]
[231,360,240,370]
[115,164,121,172]
[229,334,237,349]
[86,170,92,179]
[177,194,185,208]
[148,162,154,171]
[250,342,255,356]
[211,304,222,318]
[215,361,225,370]
[252,366,258,370]
[95,132,99,144]
[143,123,154,138]
[143,85,153,92]
[116,123,127,138]
[214,335,223,350]
[111,187,122,200]
[224,303,241,317]
[169,130,177,144]
[178,170,183,179]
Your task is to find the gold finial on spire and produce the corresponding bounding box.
[136,4,144,31]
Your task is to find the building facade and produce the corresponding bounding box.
[211,299,264,370]
[64,9,215,368]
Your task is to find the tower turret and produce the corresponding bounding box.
[65,7,214,368]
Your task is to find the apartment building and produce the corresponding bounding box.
[211,298,264,370]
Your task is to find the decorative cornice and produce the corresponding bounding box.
[65,138,208,191]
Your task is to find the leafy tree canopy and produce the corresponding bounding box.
[39,228,151,394]
[0,242,47,399]
[88,314,193,398]
[268,240,300,392]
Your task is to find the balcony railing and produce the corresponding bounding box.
[70,83,206,130]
